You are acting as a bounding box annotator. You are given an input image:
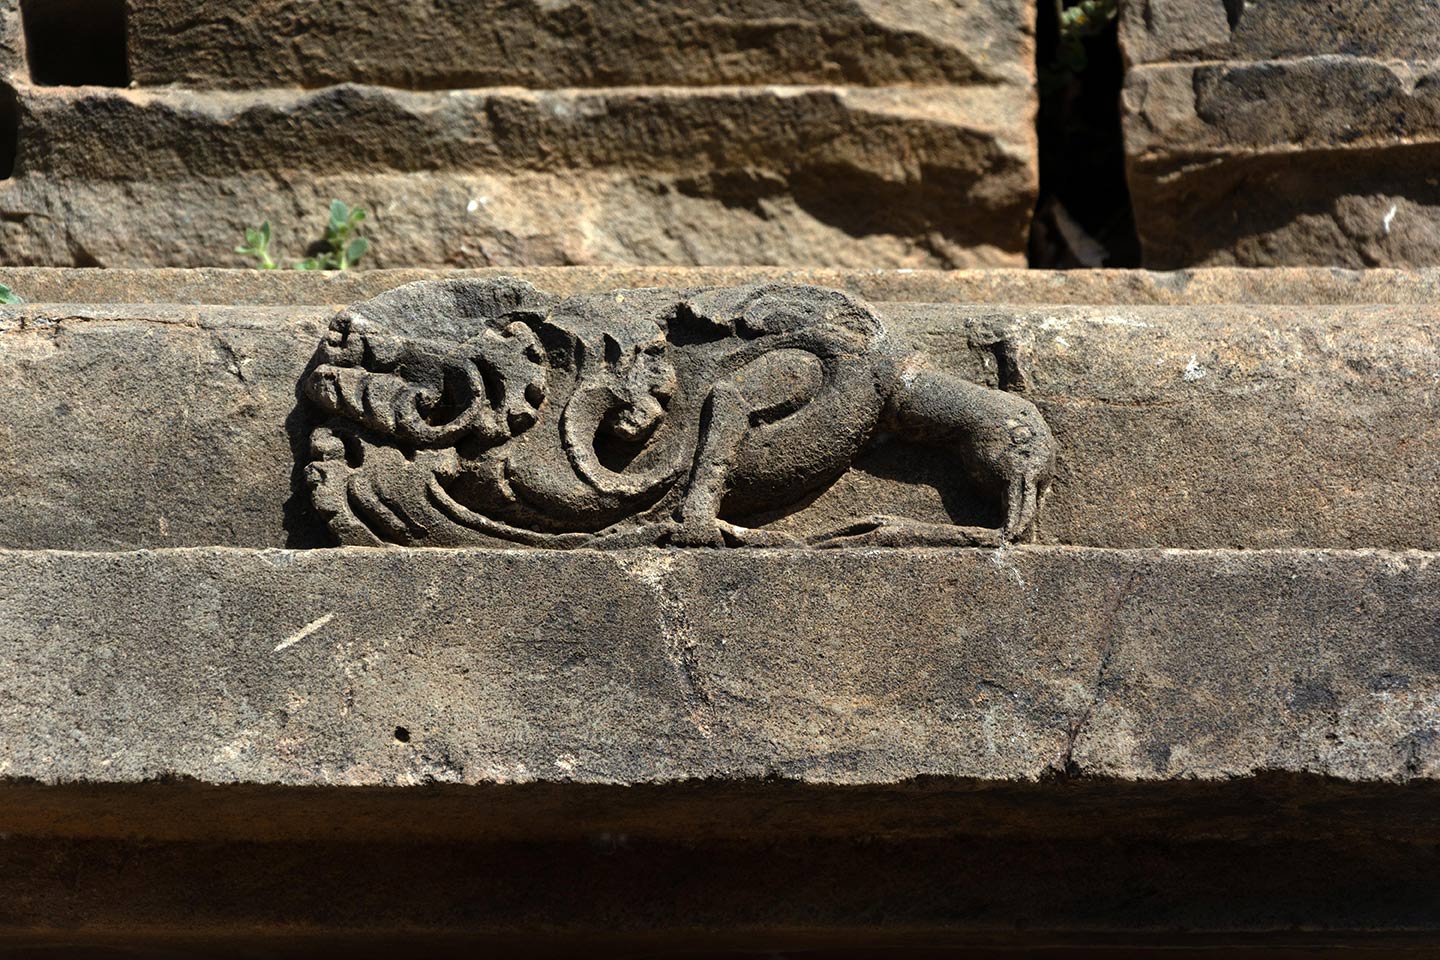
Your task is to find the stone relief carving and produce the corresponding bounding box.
[302,279,1055,547]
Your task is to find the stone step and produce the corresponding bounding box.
[8,265,1440,306]
[0,82,1034,268]
[0,0,1031,91]
[2,295,1436,551]
[116,0,1032,90]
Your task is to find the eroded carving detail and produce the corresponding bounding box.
[303,279,1055,547]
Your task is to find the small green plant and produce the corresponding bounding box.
[235,221,278,270]
[0,283,22,305]
[296,201,370,271]
[1043,0,1118,91]
[236,201,370,271]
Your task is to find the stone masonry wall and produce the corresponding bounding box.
[0,0,1038,269]
[6,267,1440,951]
[1122,0,1440,267]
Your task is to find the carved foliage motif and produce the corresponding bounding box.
[303,279,1056,548]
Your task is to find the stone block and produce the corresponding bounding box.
[0,0,1039,268]
[3,279,1438,551]
[1121,0,1440,267]
[0,83,1034,268]
[124,0,1033,90]
[3,546,1438,786]
[11,265,1440,306]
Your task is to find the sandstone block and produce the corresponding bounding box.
[2,278,1438,551]
[10,265,1440,307]
[0,0,1039,267]
[1121,0,1440,267]
[3,546,1439,786]
[0,84,1035,268]
[124,0,1033,90]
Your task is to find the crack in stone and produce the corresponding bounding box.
[1056,570,1141,776]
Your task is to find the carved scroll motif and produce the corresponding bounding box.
[302,279,1056,548]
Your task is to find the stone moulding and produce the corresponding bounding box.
[302,279,1056,549]
[2,545,1438,787]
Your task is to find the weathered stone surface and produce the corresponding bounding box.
[1119,0,1440,64]
[298,279,1054,549]
[1120,0,1440,267]
[124,0,1033,90]
[10,265,1440,306]
[0,83,1034,268]
[3,546,1438,786]
[3,294,1438,551]
[0,0,1038,269]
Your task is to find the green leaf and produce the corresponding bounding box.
[260,221,272,244]
[295,258,320,271]
[346,236,369,264]
[329,200,348,230]
[0,283,21,305]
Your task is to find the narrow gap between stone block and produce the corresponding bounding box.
[1224,0,1247,30]
[0,82,16,179]
[1029,0,1140,267]
[19,0,130,88]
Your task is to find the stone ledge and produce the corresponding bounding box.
[9,266,1440,306]
[118,0,1032,90]
[3,546,1438,788]
[0,83,1034,268]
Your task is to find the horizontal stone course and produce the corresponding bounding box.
[10,84,1026,179]
[1125,60,1440,158]
[0,83,1034,268]
[123,0,1032,90]
[1119,0,1440,64]
[2,294,1436,551]
[9,265,1440,306]
[3,546,1438,787]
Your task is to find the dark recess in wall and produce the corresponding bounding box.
[1029,1,1140,268]
[19,0,129,87]
[0,82,17,179]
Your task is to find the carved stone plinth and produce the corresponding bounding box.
[3,268,1439,954]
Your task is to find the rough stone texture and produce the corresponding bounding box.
[1120,0,1440,268]
[5,547,1440,948]
[0,1,1038,268]
[4,272,1440,953]
[3,294,1438,551]
[3,546,1439,786]
[14,265,1440,306]
[0,83,1033,269]
[1120,0,1440,64]
[125,0,1033,90]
